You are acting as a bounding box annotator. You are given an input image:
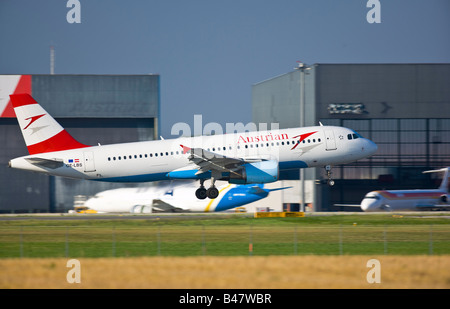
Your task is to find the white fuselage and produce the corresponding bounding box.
[360,168,449,212]
[9,126,377,182]
[83,182,264,213]
[361,189,448,212]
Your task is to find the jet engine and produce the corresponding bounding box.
[229,160,279,184]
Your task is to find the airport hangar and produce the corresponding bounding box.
[252,63,450,212]
[0,75,159,213]
[1,64,449,213]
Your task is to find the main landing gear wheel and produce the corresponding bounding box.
[206,187,219,199]
[195,187,207,199]
[195,179,219,199]
[325,165,335,187]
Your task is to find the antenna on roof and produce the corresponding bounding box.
[50,45,55,75]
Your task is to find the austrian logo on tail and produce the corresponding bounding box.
[23,114,46,130]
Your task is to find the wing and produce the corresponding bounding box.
[416,204,450,211]
[151,199,186,213]
[180,144,246,176]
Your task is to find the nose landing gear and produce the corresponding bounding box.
[325,165,335,186]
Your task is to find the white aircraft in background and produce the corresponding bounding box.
[361,168,450,212]
[8,94,377,199]
[79,182,288,213]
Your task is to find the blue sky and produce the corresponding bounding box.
[1,0,449,136]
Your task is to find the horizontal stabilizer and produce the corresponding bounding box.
[248,186,292,195]
[25,157,64,169]
[267,186,293,192]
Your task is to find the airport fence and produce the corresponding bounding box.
[1,224,449,258]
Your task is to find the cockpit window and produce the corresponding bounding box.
[348,132,363,140]
[364,195,379,200]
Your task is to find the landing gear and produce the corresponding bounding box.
[195,179,207,199]
[206,187,219,199]
[325,165,335,186]
[195,187,207,199]
[195,178,219,199]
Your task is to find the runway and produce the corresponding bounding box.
[1,211,449,221]
[0,212,250,221]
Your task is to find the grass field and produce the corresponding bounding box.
[1,213,449,258]
[1,213,449,289]
[1,255,450,289]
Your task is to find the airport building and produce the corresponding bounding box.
[252,63,450,211]
[0,74,159,213]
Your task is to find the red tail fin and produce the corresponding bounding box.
[10,94,90,155]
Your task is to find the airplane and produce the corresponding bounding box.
[8,93,378,199]
[360,168,450,212]
[78,182,288,213]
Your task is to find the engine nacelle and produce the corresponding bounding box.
[229,160,279,184]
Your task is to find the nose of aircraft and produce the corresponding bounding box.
[360,192,381,212]
[361,138,378,156]
[367,139,378,156]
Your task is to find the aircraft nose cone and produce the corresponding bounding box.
[367,140,378,155]
[361,199,377,212]
[362,139,378,156]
